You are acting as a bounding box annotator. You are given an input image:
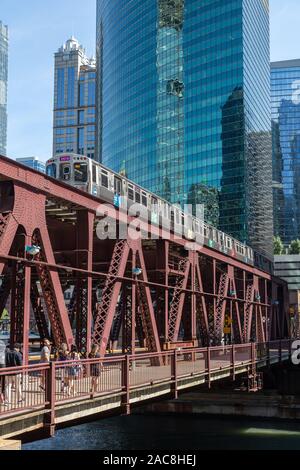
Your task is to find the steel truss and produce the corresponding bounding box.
[0,159,290,362]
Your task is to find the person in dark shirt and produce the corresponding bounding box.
[5,343,23,405]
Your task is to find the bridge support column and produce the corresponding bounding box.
[75,210,94,355]
[171,349,178,399]
[22,235,32,365]
[44,362,56,437]
[121,354,131,415]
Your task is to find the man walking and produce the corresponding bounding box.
[5,343,23,405]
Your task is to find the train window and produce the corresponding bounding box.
[101,171,109,188]
[141,192,148,207]
[128,184,134,201]
[171,210,175,226]
[226,237,232,249]
[152,197,158,213]
[114,177,122,195]
[60,164,71,182]
[74,163,88,183]
[92,165,97,183]
[204,225,208,238]
[135,188,141,203]
[162,203,169,219]
[46,164,57,178]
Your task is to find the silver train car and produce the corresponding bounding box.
[46,153,273,273]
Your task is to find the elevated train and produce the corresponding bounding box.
[46,154,273,273]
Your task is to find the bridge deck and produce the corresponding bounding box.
[0,340,293,440]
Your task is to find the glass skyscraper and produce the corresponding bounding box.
[0,22,8,156]
[271,59,300,246]
[97,0,273,256]
[53,37,97,160]
[16,157,46,174]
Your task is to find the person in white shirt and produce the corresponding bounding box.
[40,339,51,391]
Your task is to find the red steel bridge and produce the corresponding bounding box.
[0,155,296,439]
[0,154,292,365]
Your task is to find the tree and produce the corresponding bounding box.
[289,239,300,255]
[273,236,284,255]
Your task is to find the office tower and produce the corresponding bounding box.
[271,59,300,246]
[53,37,96,160]
[0,22,8,156]
[16,157,46,173]
[96,0,273,256]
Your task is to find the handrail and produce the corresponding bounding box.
[0,339,296,427]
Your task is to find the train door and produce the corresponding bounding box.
[59,162,71,182]
[114,176,123,196]
[151,197,159,225]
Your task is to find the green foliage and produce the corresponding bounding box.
[273,236,284,255]
[289,239,300,255]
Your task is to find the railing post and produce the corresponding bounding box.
[251,342,256,375]
[266,341,270,368]
[206,347,211,389]
[121,355,130,415]
[279,340,282,364]
[231,345,235,381]
[44,362,56,437]
[171,350,178,399]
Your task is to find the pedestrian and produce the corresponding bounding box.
[66,345,82,396]
[56,343,69,393]
[40,339,51,391]
[88,344,101,395]
[5,343,23,405]
[0,340,6,404]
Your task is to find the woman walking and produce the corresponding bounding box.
[67,345,82,396]
[56,343,69,394]
[39,339,51,391]
[88,344,101,395]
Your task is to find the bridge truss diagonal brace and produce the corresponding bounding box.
[34,227,74,348]
[0,212,19,277]
[195,254,209,341]
[227,266,242,344]
[214,270,230,345]
[243,276,265,344]
[93,239,131,357]
[75,210,95,354]
[167,254,192,343]
[134,244,162,358]
[0,182,74,349]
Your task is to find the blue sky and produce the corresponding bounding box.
[1,0,298,160]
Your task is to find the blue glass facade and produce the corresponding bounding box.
[97,0,273,255]
[271,59,300,246]
[0,22,8,156]
[16,157,46,174]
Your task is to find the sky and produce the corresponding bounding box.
[0,0,299,161]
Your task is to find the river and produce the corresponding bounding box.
[23,414,300,450]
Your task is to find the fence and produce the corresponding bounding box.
[0,340,295,420]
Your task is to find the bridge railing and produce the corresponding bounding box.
[0,340,296,419]
[0,362,49,415]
